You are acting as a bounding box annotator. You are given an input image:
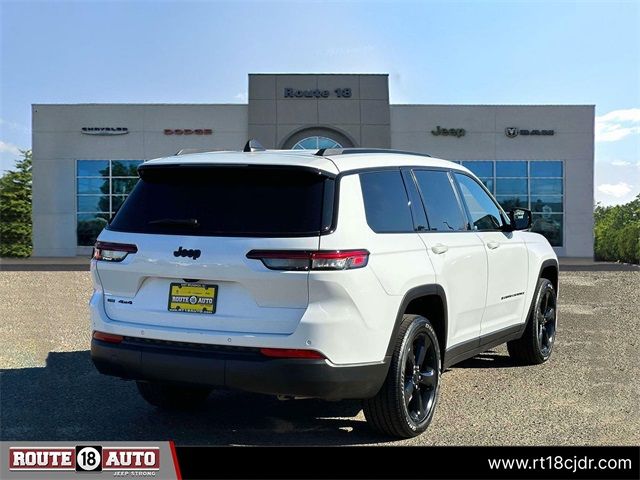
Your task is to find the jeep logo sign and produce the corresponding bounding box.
[173,246,201,259]
[431,126,466,138]
[505,127,554,138]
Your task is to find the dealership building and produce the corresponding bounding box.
[32,73,594,257]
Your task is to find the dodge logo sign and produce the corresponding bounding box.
[505,127,554,138]
[164,129,213,135]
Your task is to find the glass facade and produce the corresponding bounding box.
[460,160,564,246]
[76,160,143,246]
[292,136,342,150]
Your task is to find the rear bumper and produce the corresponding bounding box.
[91,337,389,400]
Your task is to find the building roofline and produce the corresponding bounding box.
[391,103,596,107]
[248,72,388,76]
[32,102,595,107]
[32,103,248,107]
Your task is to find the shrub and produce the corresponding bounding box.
[594,194,640,264]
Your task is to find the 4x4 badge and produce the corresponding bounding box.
[173,246,201,259]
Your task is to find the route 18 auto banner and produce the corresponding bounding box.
[1,441,180,479]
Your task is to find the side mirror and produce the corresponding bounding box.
[507,208,532,231]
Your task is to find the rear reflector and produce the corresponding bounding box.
[94,241,138,262]
[93,331,124,344]
[247,249,369,271]
[260,348,326,359]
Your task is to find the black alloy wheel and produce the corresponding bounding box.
[363,314,441,438]
[403,331,438,423]
[537,284,557,357]
[508,278,558,365]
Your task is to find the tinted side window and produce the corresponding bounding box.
[413,170,467,231]
[360,171,414,233]
[454,173,505,231]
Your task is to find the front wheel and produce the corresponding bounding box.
[508,278,557,365]
[363,314,441,438]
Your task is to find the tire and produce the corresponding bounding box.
[507,278,557,365]
[136,381,211,410]
[363,314,441,438]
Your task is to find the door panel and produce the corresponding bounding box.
[476,231,529,335]
[410,169,488,348]
[452,172,530,336]
[420,232,488,346]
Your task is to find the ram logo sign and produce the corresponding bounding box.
[505,127,554,138]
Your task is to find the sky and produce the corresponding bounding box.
[1,0,638,206]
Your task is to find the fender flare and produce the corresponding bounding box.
[539,258,559,288]
[384,284,448,359]
[518,258,560,336]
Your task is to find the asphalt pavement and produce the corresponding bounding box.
[1,270,638,445]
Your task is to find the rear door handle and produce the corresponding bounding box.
[487,241,500,250]
[431,244,448,255]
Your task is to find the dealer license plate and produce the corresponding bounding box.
[168,283,217,314]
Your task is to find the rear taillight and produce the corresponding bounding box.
[246,249,369,271]
[93,241,138,262]
[93,331,124,344]
[260,348,326,359]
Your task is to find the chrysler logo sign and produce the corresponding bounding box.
[505,127,554,138]
[81,127,128,135]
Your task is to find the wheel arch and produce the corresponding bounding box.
[539,258,559,292]
[518,257,559,336]
[386,285,448,364]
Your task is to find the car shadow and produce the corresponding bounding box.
[451,350,521,369]
[0,350,393,445]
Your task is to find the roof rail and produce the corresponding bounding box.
[175,148,217,155]
[315,147,431,158]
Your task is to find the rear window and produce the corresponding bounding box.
[108,166,332,237]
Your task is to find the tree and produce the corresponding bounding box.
[594,194,640,264]
[0,149,32,257]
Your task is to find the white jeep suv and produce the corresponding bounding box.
[90,145,559,438]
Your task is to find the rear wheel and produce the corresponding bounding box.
[136,381,211,410]
[508,278,557,365]
[363,314,441,438]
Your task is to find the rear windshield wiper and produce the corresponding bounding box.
[148,218,199,227]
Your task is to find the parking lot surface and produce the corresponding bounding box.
[1,270,638,445]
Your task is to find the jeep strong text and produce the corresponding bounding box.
[90,144,559,438]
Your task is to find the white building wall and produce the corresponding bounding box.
[390,105,595,257]
[31,102,593,258]
[32,104,248,256]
